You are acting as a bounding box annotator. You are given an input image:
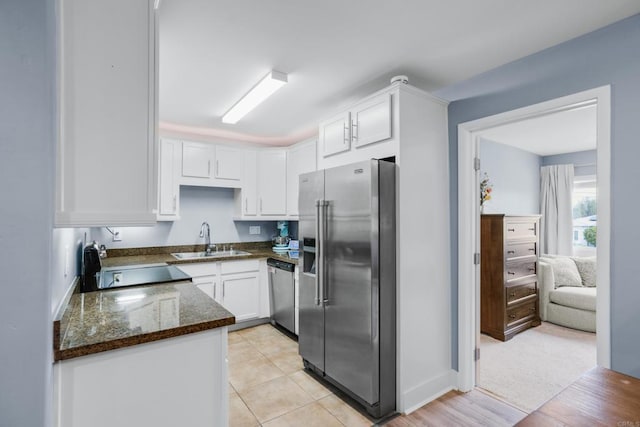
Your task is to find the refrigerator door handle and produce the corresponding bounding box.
[315,200,322,306]
[322,201,329,305]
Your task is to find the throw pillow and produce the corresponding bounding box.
[571,256,597,287]
[548,257,583,288]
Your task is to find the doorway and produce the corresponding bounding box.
[456,87,611,402]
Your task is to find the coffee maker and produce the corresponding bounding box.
[81,241,102,292]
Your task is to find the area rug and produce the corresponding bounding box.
[478,321,596,413]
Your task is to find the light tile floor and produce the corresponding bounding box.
[228,324,373,427]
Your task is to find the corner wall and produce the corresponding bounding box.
[0,0,56,425]
[436,13,640,376]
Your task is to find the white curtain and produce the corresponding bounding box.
[540,164,574,255]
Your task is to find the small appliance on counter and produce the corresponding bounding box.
[272,221,291,253]
[81,241,102,293]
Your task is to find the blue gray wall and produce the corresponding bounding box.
[91,186,279,249]
[0,0,55,425]
[436,14,640,376]
[480,138,541,215]
[543,149,596,177]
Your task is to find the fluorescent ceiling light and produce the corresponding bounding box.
[222,70,288,124]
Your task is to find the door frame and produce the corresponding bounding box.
[457,86,611,391]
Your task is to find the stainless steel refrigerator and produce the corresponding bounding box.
[298,159,396,418]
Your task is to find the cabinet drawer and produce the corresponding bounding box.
[506,281,537,306]
[221,259,260,275]
[505,261,536,282]
[505,241,537,260]
[175,262,217,278]
[505,221,538,240]
[506,301,537,328]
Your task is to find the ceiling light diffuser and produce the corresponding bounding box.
[222,70,288,124]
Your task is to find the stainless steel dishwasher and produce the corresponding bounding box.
[267,258,296,335]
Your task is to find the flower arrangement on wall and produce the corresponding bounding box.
[480,173,493,211]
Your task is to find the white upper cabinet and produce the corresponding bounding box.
[157,139,181,221]
[317,85,402,170]
[236,151,258,217]
[351,93,391,148]
[287,139,317,217]
[257,151,287,215]
[180,141,242,188]
[181,142,214,181]
[319,111,351,158]
[214,146,243,181]
[56,0,157,227]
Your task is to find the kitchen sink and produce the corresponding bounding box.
[171,250,251,260]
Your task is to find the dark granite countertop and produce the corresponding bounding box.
[54,281,235,361]
[101,243,299,268]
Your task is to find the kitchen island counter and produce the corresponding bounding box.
[54,281,235,361]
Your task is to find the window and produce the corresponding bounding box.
[572,175,596,256]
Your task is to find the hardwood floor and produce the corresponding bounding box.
[517,366,640,426]
[384,390,527,427]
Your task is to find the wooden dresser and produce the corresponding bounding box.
[481,214,541,341]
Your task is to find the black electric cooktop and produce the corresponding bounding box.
[98,264,191,290]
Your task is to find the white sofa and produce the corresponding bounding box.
[538,255,596,332]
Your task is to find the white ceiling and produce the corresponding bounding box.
[158,1,640,145]
[478,105,597,156]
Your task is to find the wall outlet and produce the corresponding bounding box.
[249,226,261,235]
[112,228,122,241]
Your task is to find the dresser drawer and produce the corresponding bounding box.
[505,241,537,260]
[506,281,537,306]
[505,221,538,240]
[505,260,537,282]
[506,301,537,327]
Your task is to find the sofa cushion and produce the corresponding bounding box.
[572,256,597,287]
[546,257,582,287]
[549,287,597,312]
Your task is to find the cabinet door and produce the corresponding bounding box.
[221,274,260,321]
[257,151,287,215]
[56,0,157,227]
[182,142,214,179]
[240,151,258,216]
[193,276,221,303]
[158,139,180,219]
[320,111,350,157]
[215,146,243,181]
[351,93,391,148]
[287,140,317,216]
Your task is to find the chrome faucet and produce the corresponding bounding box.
[199,221,214,255]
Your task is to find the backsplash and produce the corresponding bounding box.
[90,186,279,249]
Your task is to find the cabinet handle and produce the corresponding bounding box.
[528,227,536,231]
[245,197,248,213]
[351,120,358,142]
[343,124,350,145]
[213,283,216,300]
[173,195,177,212]
[507,250,515,254]
[509,292,516,297]
[207,160,211,176]
[507,228,515,232]
[528,248,536,252]
[509,314,516,319]
[528,267,536,272]
[222,282,226,298]
[216,160,220,176]
[260,198,263,213]
[507,271,515,275]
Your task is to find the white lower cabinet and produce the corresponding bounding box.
[177,259,268,322]
[220,274,259,322]
[54,328,228,427]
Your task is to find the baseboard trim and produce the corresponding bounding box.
[228,318,270,332]
[402,369,457,414]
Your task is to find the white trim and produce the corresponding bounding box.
[457,86,611,391]
[401,370,457,414]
